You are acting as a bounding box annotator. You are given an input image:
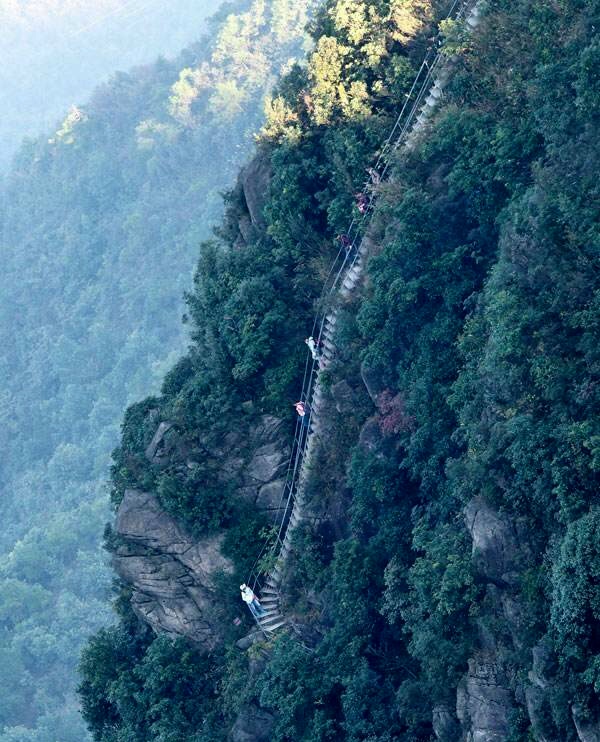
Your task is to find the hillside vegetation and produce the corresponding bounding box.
[0,1,315,740]
[0,0,222,168]
[77,0,599,739]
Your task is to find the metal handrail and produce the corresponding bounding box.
[246,0,479,596]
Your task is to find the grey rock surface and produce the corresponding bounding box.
[456,655,514,742]
[257,478,286,519]
[113,489,233,648]
[433,703,461,741]
[240,153,271,229]
[572,705,600,742]
[145,421,181,464]
[464,497,519,584]
[230,703,275,742]
[113,413,290,645]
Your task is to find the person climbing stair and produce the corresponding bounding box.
[355,192,369,214]
[337,233,352,252]
[305,336,321,361]
[240,584,265,618]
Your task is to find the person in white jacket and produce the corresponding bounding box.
[305,336,321,361]
[240,584,265,618]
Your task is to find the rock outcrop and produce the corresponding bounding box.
[433,704,461,741]
[230,703,275,742]
[572,705,600,742]
[525,650,562,742]
[456,655,514,742]
[456,497,521,741]
[240,153,271,230]
[113,489,233,648]
[112,413,290,648]
[464,497,519,585]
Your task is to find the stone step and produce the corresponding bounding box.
[260,613,284,628]
[262,617,287,632]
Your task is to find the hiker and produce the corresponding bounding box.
[337,234,352,252]
[240,584,265,618]
[305,336,321,361]
[367,166,381,187]
[294,401,307,417]
[355,192,369,214]
[294,401,311,426]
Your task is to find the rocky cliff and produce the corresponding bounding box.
[112,412,290,648]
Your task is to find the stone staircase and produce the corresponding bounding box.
[255,0,483,635]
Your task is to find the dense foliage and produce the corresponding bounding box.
[0,2,315,739]
[0,0,223,168]
[80,0,599,740]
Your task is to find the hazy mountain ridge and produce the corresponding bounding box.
[0,1,316,739]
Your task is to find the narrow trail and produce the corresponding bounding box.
[246,0,484,635]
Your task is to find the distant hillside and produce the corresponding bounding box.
[0,1,316,740]
[0,0,222,168]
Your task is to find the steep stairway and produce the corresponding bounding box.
[252,0,483,635]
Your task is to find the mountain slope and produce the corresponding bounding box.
[0,1,316,739]
[80,0,600,740]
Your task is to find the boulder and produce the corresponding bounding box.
[230,703,275,742]
[432,704,461,741]
[464,497,519,584]
[236,630,263,651]
[572,705,600,742]
[456,655,514,742]
[240,153,271,229]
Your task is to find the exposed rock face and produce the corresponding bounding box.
[230,704,275,742]
[464,497,519,584]
[145,421,177,464]
[112,413,290,647]
[456,656,513,742]
[240,153,271,229]
[433,704,461,741]
[360,360,386,408]
[457,498,520,742]
[236,415,290,520]
[572,705,600,742]
[113,489,233,648]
